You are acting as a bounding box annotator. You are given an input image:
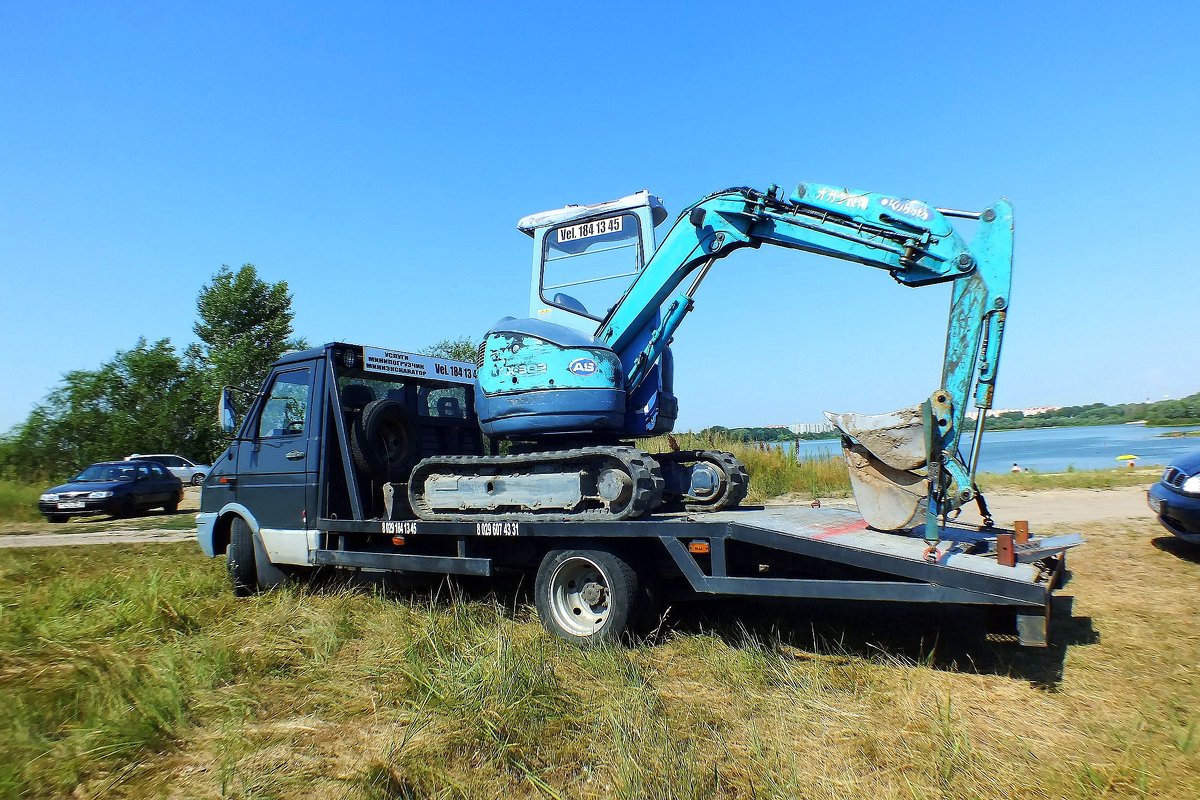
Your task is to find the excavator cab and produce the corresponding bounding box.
[475,191,679,439]
[520,190,668,333]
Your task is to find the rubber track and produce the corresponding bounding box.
[654,450,750,512]
[408,446,665,522]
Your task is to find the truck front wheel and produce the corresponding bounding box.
[534,548,641,644]
[227,516,259,597]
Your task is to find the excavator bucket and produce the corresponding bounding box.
[824,407,928,531]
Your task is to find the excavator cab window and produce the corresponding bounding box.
[540,212,642,321]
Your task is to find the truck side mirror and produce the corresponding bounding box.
[219,388,241,435]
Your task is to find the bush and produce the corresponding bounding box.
[0,480,42,524]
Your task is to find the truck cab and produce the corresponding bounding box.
[197,342,483,567]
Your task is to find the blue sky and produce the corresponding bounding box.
[2,2,1198,432]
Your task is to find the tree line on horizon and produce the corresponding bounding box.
[695,392,1200,444]
[985,394,1200,430]
[0,265,306,480]
[5,268,1194,486]
[696,426,836,443]
[0,266,481,482]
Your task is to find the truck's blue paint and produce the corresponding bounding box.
[476,320,628,436]
[200,342,485,558]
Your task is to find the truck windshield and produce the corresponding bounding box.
[541,212,641,320]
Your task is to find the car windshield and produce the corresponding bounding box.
[72,464,136,482]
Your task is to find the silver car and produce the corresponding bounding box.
[126,454,212,486]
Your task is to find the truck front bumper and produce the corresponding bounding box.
[196,511,219,557]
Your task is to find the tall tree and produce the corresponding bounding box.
[0,265,307,477]
[193,264,304,392]
[0,339,209,479]
[421,336,479,363]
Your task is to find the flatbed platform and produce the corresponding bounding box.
[312,505,1082,646]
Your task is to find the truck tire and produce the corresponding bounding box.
[227,516,259,597]
[351,399,420,482]
[534,548,642,644]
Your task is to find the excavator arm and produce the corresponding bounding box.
[593,183,1013,536]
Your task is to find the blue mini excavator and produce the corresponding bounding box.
[408,183,1012,543]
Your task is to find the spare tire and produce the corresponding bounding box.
[351,399,420,481]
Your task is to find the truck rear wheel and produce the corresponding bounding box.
[534,548,641,644]
[227,516,259,597]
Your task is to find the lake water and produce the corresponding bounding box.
[783,423,1200,473]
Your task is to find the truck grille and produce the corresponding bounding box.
[1164,467,1188,489]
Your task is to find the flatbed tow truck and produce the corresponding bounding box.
[198,341,1081,647]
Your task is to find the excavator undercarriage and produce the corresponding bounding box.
[407,446,749,521]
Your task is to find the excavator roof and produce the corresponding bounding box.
[517,190,667,235]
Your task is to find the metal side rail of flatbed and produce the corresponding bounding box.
[311,505,1082,647]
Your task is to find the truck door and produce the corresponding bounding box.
[236,362,319,563]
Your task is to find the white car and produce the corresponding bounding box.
[126,454,211,486]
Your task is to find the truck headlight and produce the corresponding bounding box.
[88,490,114,499]
[1182,475,1200,497]
[40,493,58,502]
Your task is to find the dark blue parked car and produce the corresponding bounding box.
[38,460,183,523]
[1147,449,1200,544]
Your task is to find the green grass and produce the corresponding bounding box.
[0,480,42,524]
[1,528,1198,799]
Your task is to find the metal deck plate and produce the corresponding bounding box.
[700,506,1048,586]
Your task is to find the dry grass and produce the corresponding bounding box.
[639,432,853,502]
[2,517,1199,799]
[977,467,1162,492]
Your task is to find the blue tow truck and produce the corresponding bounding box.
[197,340,1081,647]
[198,180,1083,647]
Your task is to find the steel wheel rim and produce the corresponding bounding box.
[548,557,610,637]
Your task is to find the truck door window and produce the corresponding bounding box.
[541,212,641,321]
[258,368,312,438]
